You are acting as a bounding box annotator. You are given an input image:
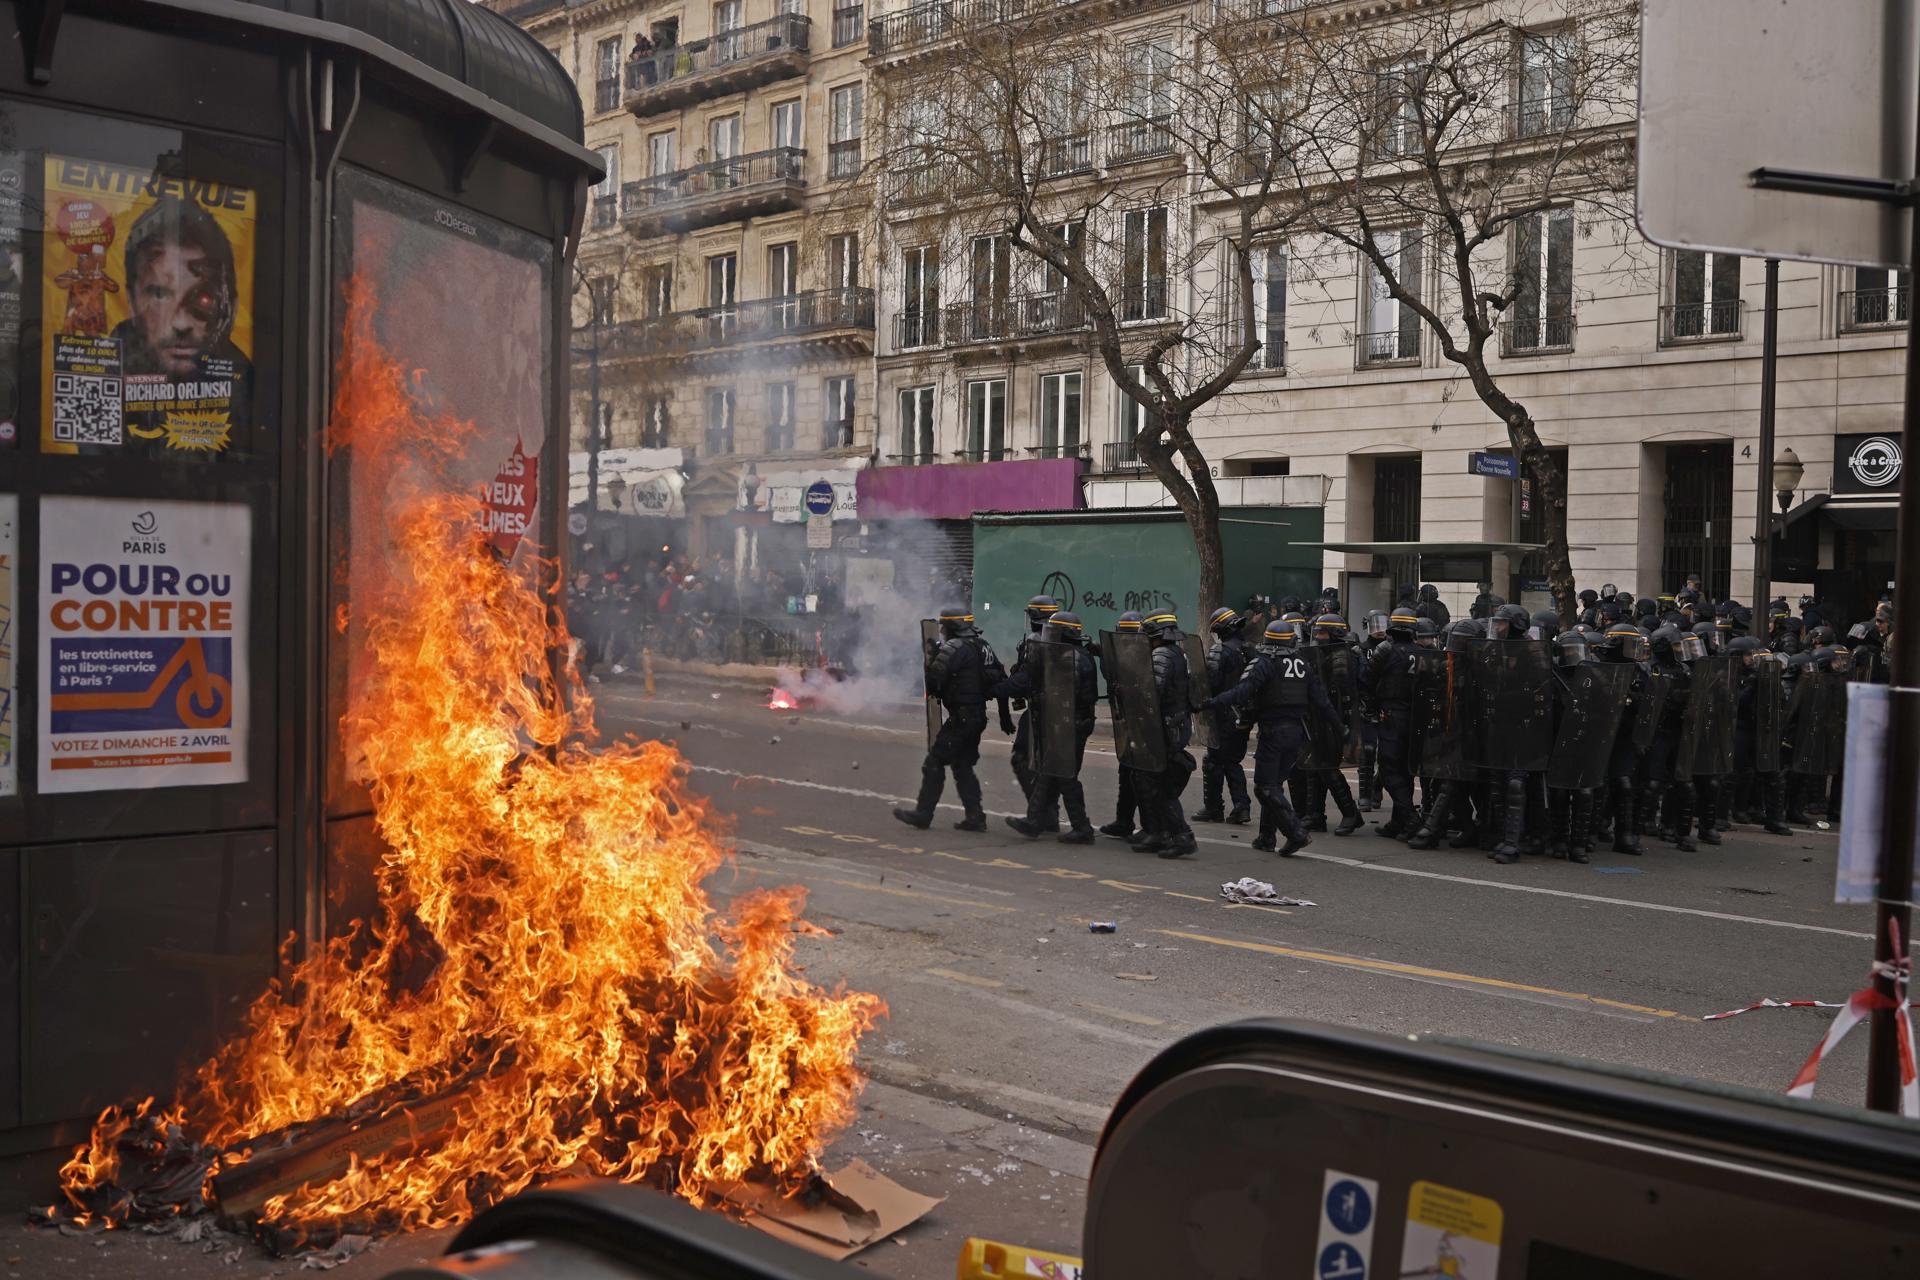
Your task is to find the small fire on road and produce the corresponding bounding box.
[52,277,883,1252]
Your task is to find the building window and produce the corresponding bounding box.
[832,0,865,47]
[1360,230,1422,365]
[1038,372,1082,457]
[651,17,679,47]
[1507,207,1574,353]
[641,397,671,448]
[824,375,856,448]
[1239,86,1290,181]
[713,0,745,60]
[647,130,677,177]
[828,231,860,291]
[709,113,743,164]
[777,0,804,14]
[1844,267,1911,331]
[1123,37,1174,121]
[768,241,798,328]
[705,388,736,455]
[590,144,619,228]
[1373,61,1424,159]
[967,234,1011,339]
[771,98,803,153]
[1373,456,1422,542]
[594,36,622,113]
[1230,243,1286,371]
[1115,365,1162,442]
[899,385,935,463]
[1515,28,1575,137]
[900,244,940,347]
[966,378,1007,460]
[1037,58,1092,176]
[768,382,796,452]
[643,263,674,318]
[1122,206,1168,321]
[706,252,738,340]
[1663,250,1742,342]
[829,83,864,179]
[585,275,615,325]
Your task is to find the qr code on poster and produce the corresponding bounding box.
[52,373,123,445]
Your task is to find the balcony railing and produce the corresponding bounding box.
[956,446,1011,462]
[868,0,1183,57]
[944,301,1010,344]
[691,287,875,345]
[895,310,941,349]
[828,138,862,180]
[594,76,621,114]
[832,2,866,45]
[623,15,810,111]
[1839,286,1910,332]
[590,194,616,229]
[1036,133,1094,177]
[1501,305,1576,355]
[1101,439,1148,472]
[1356,326,1420,366]
[621,147,805,229]
[1510,98,1573,140]
[889,450,938,465]
[1107,117,1175,165]
[1031,442,1086,459]
[1660,298,1745,344]
[1011,290,1085,337]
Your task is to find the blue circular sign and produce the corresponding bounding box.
[1317,1241,1366,1280]
[1325,1180,1373,1235]
[804,481,836,516]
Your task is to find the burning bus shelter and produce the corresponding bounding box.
[0,0,885,1251]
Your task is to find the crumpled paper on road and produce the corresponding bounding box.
[1219,877,1315,907]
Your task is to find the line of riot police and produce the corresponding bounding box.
[891,582,1884,866]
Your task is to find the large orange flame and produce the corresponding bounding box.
[57,278,883,1246]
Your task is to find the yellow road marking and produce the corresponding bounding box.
[1076,1002,1166,1027]
[1223,903,1294,915]
[1157,930,1682,1018]
[1163,892,1214,903]
[926,967,1005,989]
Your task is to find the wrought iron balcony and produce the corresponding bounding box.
[895,309,941,349]
[1510,98,1574,140]
[1106,117,1176,165]
[956,446,1011,462]
[1030,442,1087,459]
[888,451,939,465]
[1839,286,1910,333]
[1659,299,1745,344]
[1036,133,1094,177]
[592,288,873,362]
[828,138,862,180]
[1101,439,1148,472]
[624,15,810,117]
[590,194,616,230]
[869,0,1185,58]
[620,147,806,234]
[1356,325,1421,366]
[1011,290,1086,337]
[1500,303,1576,355]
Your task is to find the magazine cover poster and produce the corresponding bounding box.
[40,156,256,456]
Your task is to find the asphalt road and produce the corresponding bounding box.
[2,667,1887,1280]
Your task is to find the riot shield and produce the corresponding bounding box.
[1108,631,1165,773]
[1300,645,1356,769]
[1462,639,1556,772]
[1674,654,1736,776]
[1852,646,1888,686]
[1751,658,1785,775]
[1182,632,1212,752]
[1631,669,1673,752]
[1031,640,1081,781]
[920,619,944,747]
[1547,663,1633,791]
[1409,650,1470,782]
[1788,669,1847,776]
[1099,631,1130,761]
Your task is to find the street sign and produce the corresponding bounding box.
[807,512,832,549]
[803,480,836,517]
[1638,0,1918,269]
[1468,451,1518,480]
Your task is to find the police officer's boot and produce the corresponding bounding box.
[1356,746,1377,811]
[894,759,945,828]
[1592,788,1614,844]
[1193,754,1226,823]
[1521,776,1549,857]
[1696,779,1723,846]
[1671,785,1697,852]
[1714,780,1732,833]
[1490,777,1525,864]
[1059,786,1096,844]
[1763,774,1794,835]
[1611,780,1643,855]
[1784,775,1812,826]
[1547,788,1572,860]
[1251,801,1280,854]
[1304,775,1329,831]
[1569,790,1594,864]
[1408,785,1452,850]
[1325,773,1364,836]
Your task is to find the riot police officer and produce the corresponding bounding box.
[1482,603,1555,864]
[1729,635,1793,836]
[1007,594,1063,828]
[1598,622,1652,855]
[1002,611,1099,844]
[1134,612,1199,858]
[1641,625,1709,852]
[1355,610,1392,810]
[1291,613,1365,837]
[1416,584,1451,627]
[1193,606,1255,825]
[1205,616,1343,855]
[894,606,1002,832]
[1099,611,1150,842]
[1363,609,1425,837]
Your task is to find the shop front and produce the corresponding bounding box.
[855,456,1086,600]
[1775,431,1902,622]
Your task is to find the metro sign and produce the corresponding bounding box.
[480,439,539,558]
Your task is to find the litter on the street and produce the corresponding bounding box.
[1219,877,1317,907]
[1090,921,1118,933]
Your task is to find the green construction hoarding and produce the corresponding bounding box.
[970,507,1326,658]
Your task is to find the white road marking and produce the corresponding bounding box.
[692,765,1870,940]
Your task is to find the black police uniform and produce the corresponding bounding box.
[1207,638,1342,853]
[1134,634,1198,856]
[1197,628,1254,822]
[997,634,1099,841]
[1009,623,1062,830]
[1363,625,1424,835]
[895,627,997,830]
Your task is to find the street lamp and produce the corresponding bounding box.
[1775,447,1804,514]
[606,474,628,514]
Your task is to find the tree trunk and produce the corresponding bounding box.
[1524,441,1577,627]
[1137,410,1226,626]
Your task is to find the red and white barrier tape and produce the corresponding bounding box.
[1705,922,1917,1118]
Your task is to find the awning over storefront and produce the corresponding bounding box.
[1312,541,1550,557]
[859,457,1084,520]
[1824,497,1899,531]
[567,447,688,517]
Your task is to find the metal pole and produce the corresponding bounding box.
[1753,258,1781,612]
[1865,91,1920,1113]
[585,292,603,520]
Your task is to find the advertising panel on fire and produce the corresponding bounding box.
[39,155,256,456]
[37,496,249,792]
[0,493,14,796]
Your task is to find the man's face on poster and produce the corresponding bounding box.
[133,241,222,377]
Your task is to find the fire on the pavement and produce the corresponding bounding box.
[48,277,884,1253]
[767,689,803,711]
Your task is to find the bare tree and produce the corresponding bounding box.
[1229,0,1638,619]
[863,6,1311,616]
